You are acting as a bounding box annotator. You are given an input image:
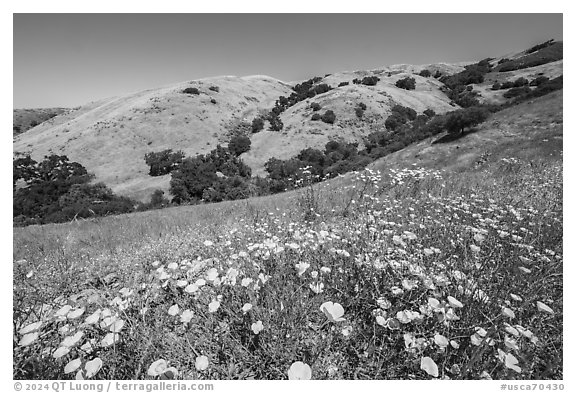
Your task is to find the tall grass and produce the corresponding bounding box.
[13,156,562,380]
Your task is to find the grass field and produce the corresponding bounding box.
[13,144,563,379]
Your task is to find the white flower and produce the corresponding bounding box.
[61,331,84,347]
[148,359,168,376]
[295,262,310,276]
[251,320,264,334]
[287,361,312,380]
[64,358,82,374]
[195,355,209,371]
[85,358,103,378]
[241,303,253,314]
[420,357,439,377]
[320,301,345,322]
[19,332,39,347]
[19,321,42,335]
[168,304,180,316]
[180,309,194,324]
[208,300,220,313]
[53,346,70,359]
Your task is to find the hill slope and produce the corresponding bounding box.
[13,108,68,135]
[13,76,293,201]
[13,43,562,202]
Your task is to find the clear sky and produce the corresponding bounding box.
[13,13,563,108]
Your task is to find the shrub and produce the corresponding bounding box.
[444,107,490,134]
[455,93,481,108]
[210,98,217,104]
[395,77,416,90]
[268,113,284,131]
[513,77,529,87]
[423,109,436,118]
[150,189,169,208]
[385,114,406,131]
[321,110,336,124]
[183,87,200,95]
[355,103,367,119]
[491,82,502,90]
[228,135,252,156]
[526,39,555,54]
[503,86,531,99]
[501,81,515,89]
[338,81,349,87]
[495,42,563,72]
[419,69,432,77]
[529,76,550,86]
[209,86,220,92]
[311,83,332,95]
[251,117,265,133]
[310,102,322,111]
[391,105,417,121]
[144,149,185,176]
[311,113,321,121]
[352,78,362,85]
[361,76,380,86]
[433,70,442,78]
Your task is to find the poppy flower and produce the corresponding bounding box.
[19,321,42,335]
[85,358,103,378]
[504,353,521,373]
[434,334,449,348]
[536,301,554,314]
[208,300,220,313]
[420,357,439,377]
[100,333,119,347]
[61,331,84,347]
[181,309,194,324]
[320,301,345,322]
[168,304,180,316]
[64,358,82,374]
[195,355,209,371]
[295,262,310,276]
[287,361,312,380]
[148,359,168,376]
[53,346,70,359]
[19,332,39,347]
[447,296,463,308]
[251,320,264,334]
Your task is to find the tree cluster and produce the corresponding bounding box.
[395,77,416,90]
[182,87,200,95]
[169,145,252,204]
[385,105,417,131]
[13,155,135,225]
[144,149,185,176]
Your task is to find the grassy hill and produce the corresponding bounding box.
[13,107,68,135]
[13,44,562,203]
[13,86,562,380]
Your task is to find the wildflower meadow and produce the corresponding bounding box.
[13,156,562,380]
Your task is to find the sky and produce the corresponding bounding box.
[13,13,563,108]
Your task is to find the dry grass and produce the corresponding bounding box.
[13,152,563,379]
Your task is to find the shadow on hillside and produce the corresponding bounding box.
[432,128,480,144]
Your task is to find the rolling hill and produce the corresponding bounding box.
[13,42,562,203]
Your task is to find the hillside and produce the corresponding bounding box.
[369,90,562,175]
[13,76,293,201]
[13,43,562,203]
[13,107,68,135]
